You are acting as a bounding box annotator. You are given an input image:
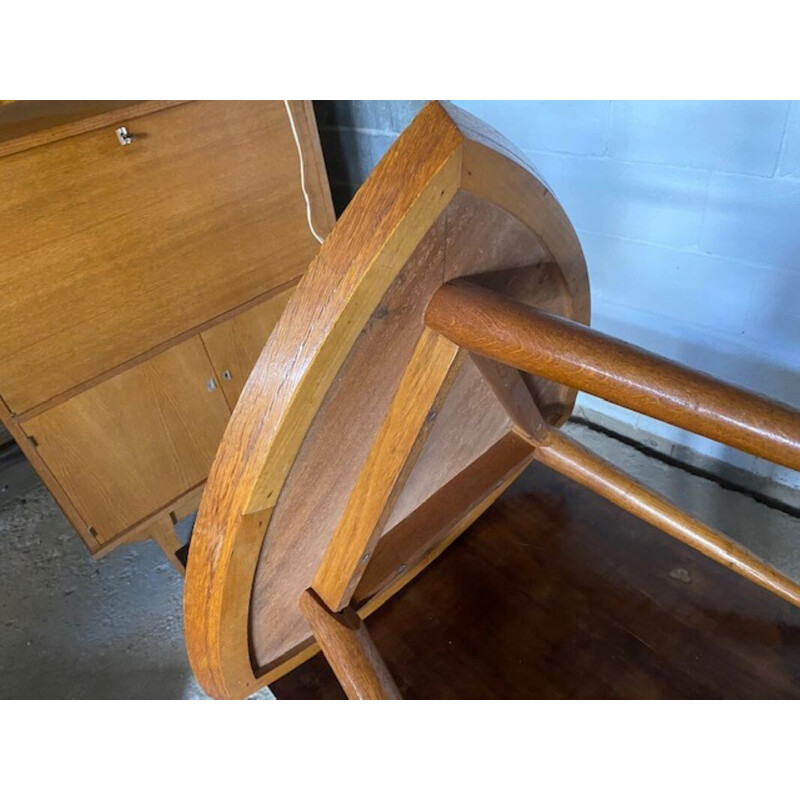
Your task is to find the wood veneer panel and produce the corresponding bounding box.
[201,286,295,408]
[0,100,330,412]
[380,357,513,532]
[0,101,185,157]
[354,431,535,605]
[21,337,230,542]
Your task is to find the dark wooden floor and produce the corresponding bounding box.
[271,461,800,699]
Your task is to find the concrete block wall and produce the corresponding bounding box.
[313,101,800,490]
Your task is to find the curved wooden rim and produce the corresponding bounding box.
[183,101,589,698]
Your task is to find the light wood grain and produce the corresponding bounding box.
[15,277,304,423]
[299,590,401,700]
[92,481,207,558]
[354,431,536,606]
[467,261,578,426]
[0,100,332,561]
[312,328,462,610]
[469,354,548,441]
[168,483,207,525]
[379,355,514,534]
[0,393,95,549]
[21,337,231,542]
[248,217,450,667]
[0,101,186,157]
[0,100,331,413]
[201,287,295,407]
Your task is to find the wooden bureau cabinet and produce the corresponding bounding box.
[0,100,334,563]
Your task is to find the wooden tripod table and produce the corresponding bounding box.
[184,101,800,700]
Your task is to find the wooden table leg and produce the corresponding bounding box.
[529,427,800,610]
[299,589,401,700]
[149,516,186,574]
[426,280,800,470]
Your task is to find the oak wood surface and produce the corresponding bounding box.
[248,205,546,670]
[184,101,588,698]
[15,277,303,424]
[0,393,94,549]
[299,590,401,700]
[92,481,207,558]
[426,280,800,471]
[21,337,231,542]
[470,354,548,441]
[272,461,800,700]
[201,287,295,408]
[247,216,453,668]
[0,100,332,558]
[353,431,536,606]
[186,102,465,698]
[0,100,331,413]
[0,101,186,158]
[312,329,463,611]
[377,354,514,535]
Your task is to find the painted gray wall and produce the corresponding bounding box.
[313,100,800,489]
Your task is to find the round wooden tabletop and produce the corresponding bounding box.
[184,101,589,698]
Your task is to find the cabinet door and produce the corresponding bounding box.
[202,287,294,407]
[0,101,331,413]
[21,337,230,543]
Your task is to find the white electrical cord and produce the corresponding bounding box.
[284,100,325,244]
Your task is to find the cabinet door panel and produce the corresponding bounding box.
[202,287,294,407]
[21,337,230,543]
[0,100,330,412]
